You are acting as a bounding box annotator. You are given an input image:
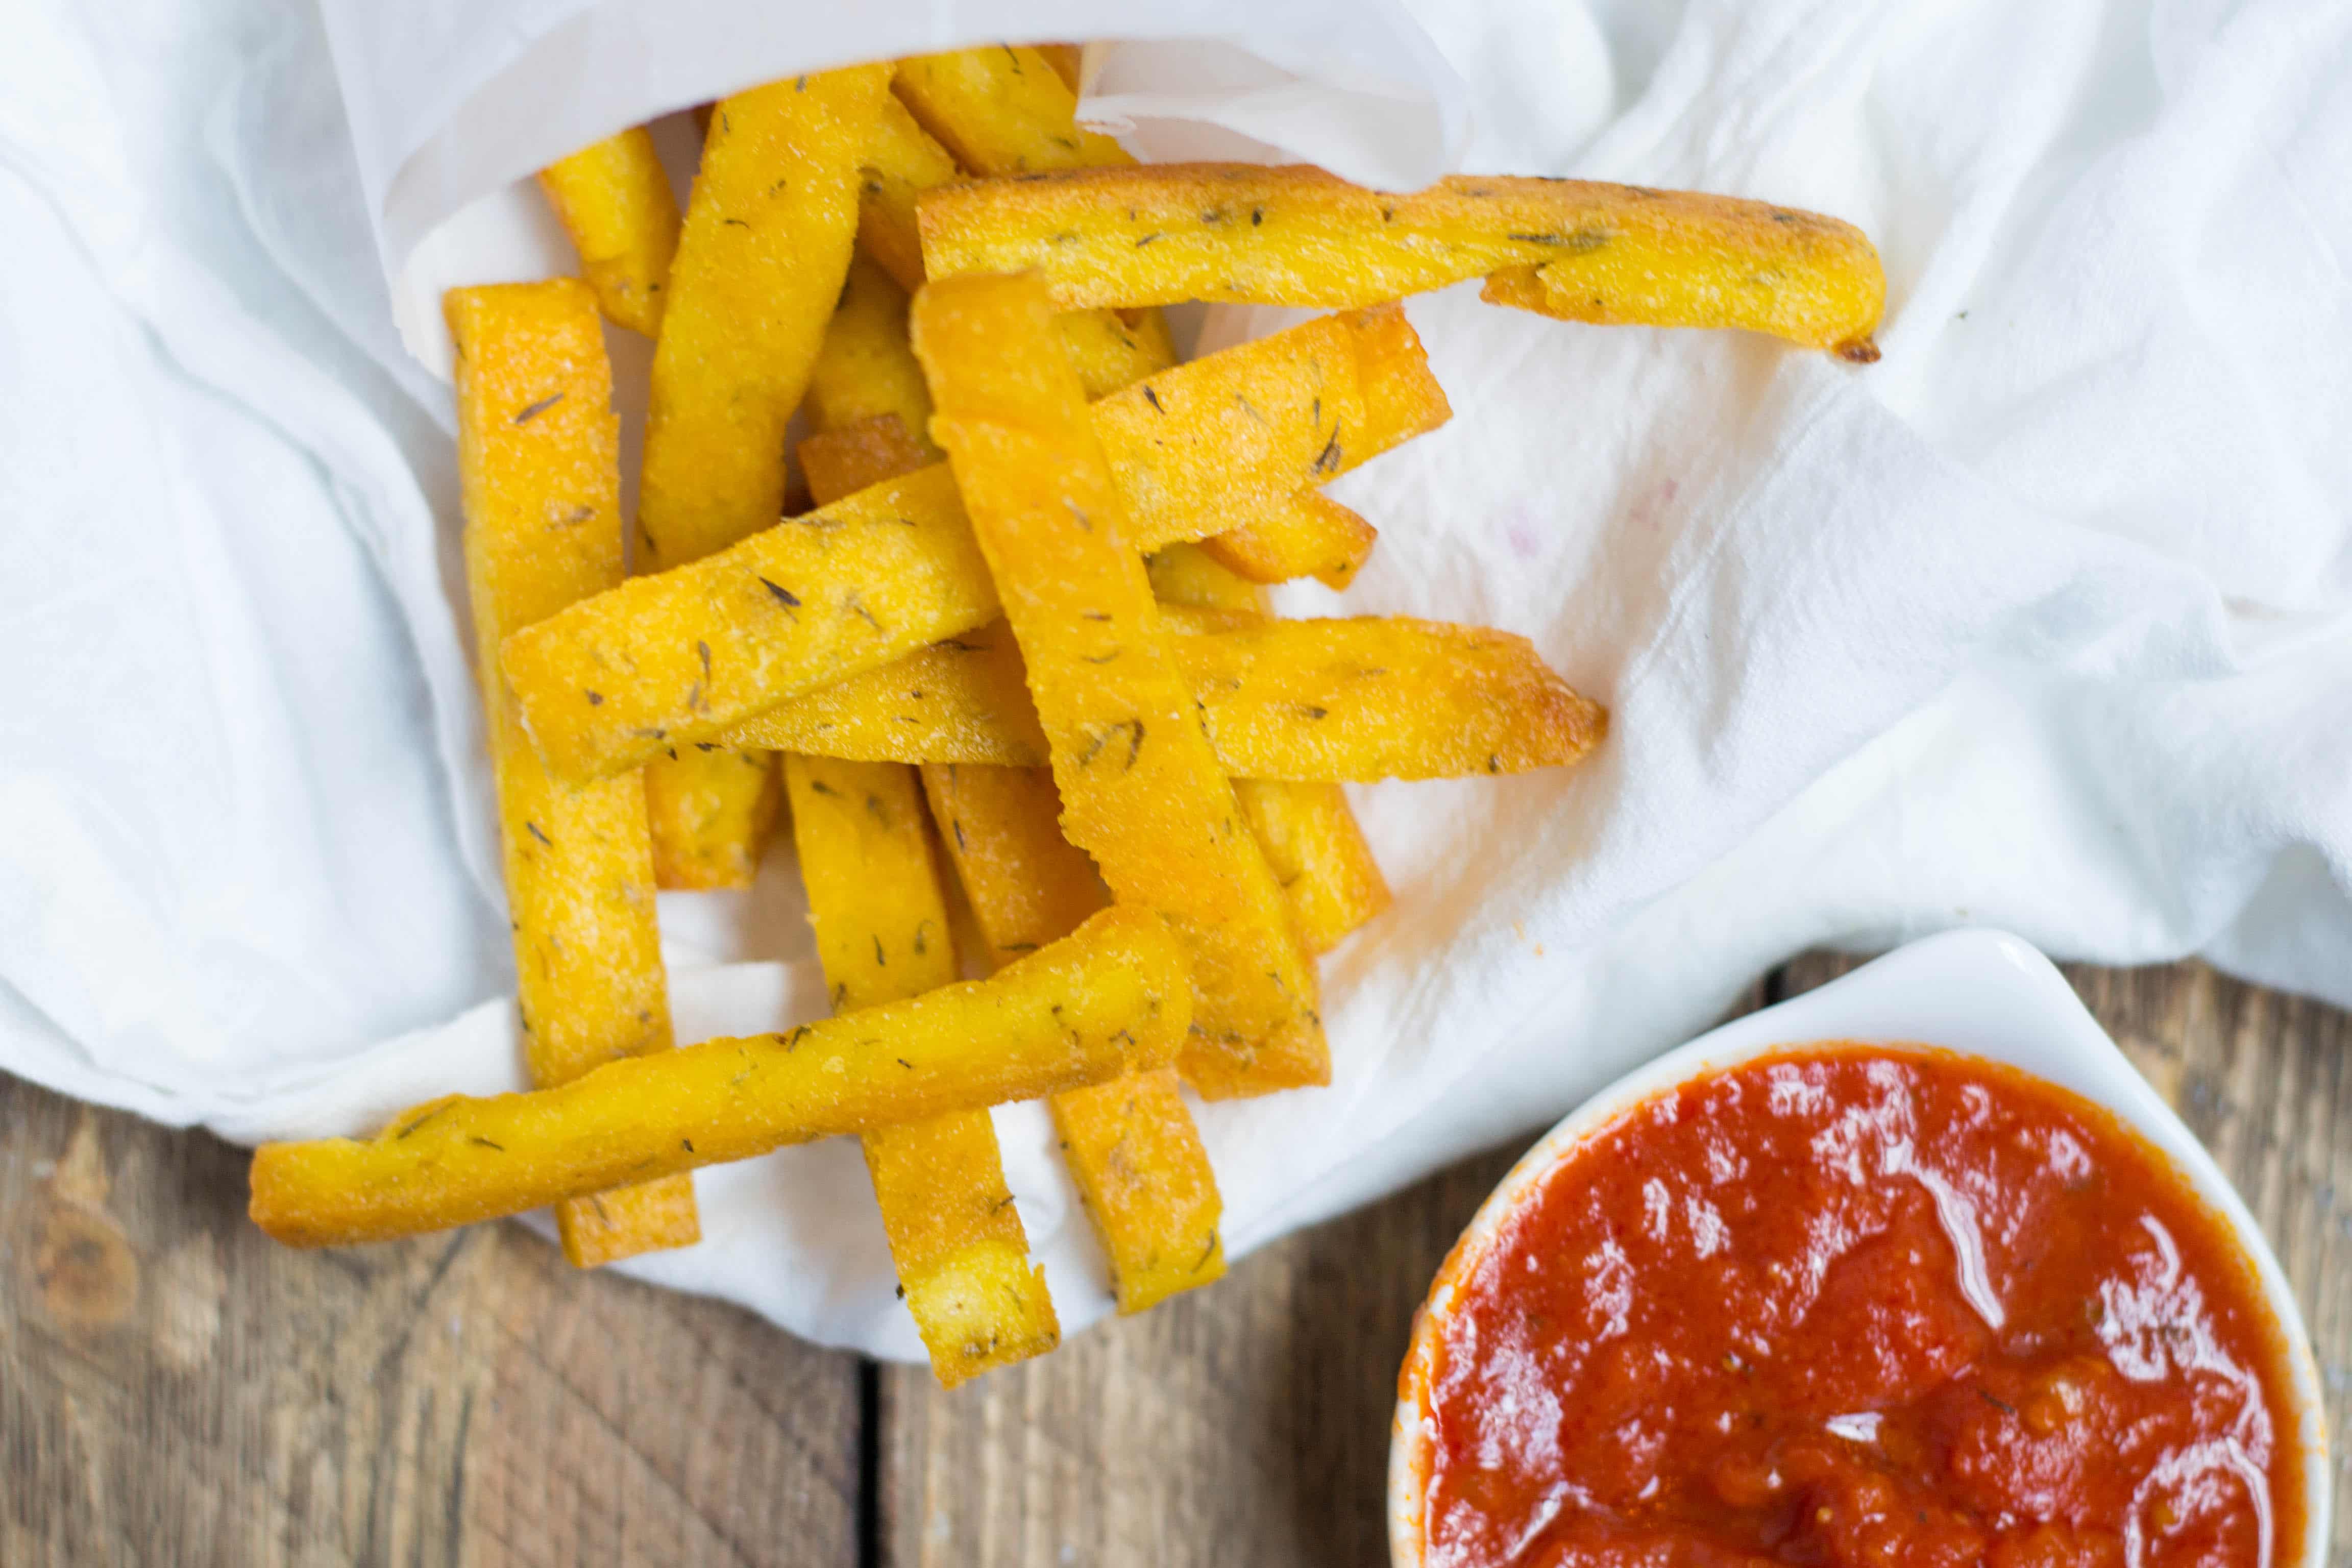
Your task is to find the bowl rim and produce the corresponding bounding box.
[1388,928,2331,1567]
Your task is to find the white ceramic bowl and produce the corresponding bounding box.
[1389,929,2330,1567]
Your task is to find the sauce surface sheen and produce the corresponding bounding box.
[1426,1046,2299,1567]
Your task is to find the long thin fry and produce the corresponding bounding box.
[1146,545,1390,951]
[536,128,681,336]
[638,65,893,888]
[248,906,1189,1250]
[445,279,695,1267]
[1091,302,1444,587]
[1233,778,1391,953]
[851,86,1169,398]
[804,253,941,451]
[720,615,1605,782]
[643,68,893,565]
[797,412,935,508]
[506,308,1447,781]
[786,755,1058,1383]
[1145,542,1268,614]
[1056,306,1180,401]
[854,93,963,293]
[920,764,1226,1311]
[920,164,1885,358]
[1199,489,1379,591]
[913,270,1326,1098]
[891,46,1129,178]
[509,462,998,781]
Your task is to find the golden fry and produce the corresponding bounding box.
[920,164,1885,356]
[892,46,1128,177]
[913,271,1325,1098]
[1181,617,1606,781]
[507,309,1447,781]
[1482,256,1884,360]
[722,615,1604,782]
[1198,490,1378,591]
[1233,779,1391,953]
[445,279,695,1267]
[852,88,1163,398]
[642,67,893,565]
[1354,292,1457,447]
[638,66,893,887]
[855,94,963,293]
[1056,306,1179,400]
[786,755,1058,1383]
[248,906,1190,1250]
[726,619,1045,763]
[920,764,1224,1311]
[1143,544,1389,949]
[805,253,940,449]
[1036,43,1084,91]
[919,763,1108,969]
[507,463,997,782]
[1090,304,1443,578]
[1146,542,1268,615]
[536,128,681,336]
[1052,1071,1226,1310]
[797,412,935,508]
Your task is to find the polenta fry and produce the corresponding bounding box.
[920,764,1226,1312]
[1145,542,1270,615]
[1090,304,1443,579]
[892,46,1129,177]
[919,763,1108,970]
[508,463,999,782]
[638,65,893,888]
[852,88,1168,398]
[913,270,1326,1098]
[1198,490,1379,591]
[505,308,1448,781]
[855,93,964,294]
[248,906,1191,1250]
[446,279,696,1268]
[1056,306,1179,400]
[804,253,941,452]
[919,164,1885,357]
[1232,779,1391,953]
[721,615,1605,783]
[1035,43,1084,92]
[536,128,681,337]
[725,618,1046,763]
[1145,545,1390,951]
[642,68,893,565]
[786,755,1058,1383]
[797,412,935,508]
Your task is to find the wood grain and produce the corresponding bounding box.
[0,1076,859,1568]
[7,956,2350,1566]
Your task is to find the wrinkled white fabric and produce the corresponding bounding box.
[3,0,2347,1360]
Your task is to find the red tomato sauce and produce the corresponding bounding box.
[1423,1047,2301,1567]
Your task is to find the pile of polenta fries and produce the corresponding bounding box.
[248,44,1883,1384]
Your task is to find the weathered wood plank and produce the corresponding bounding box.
[0,1076,862,1567]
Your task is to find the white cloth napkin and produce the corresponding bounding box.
[5,0,2347,1361]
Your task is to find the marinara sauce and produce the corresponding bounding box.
[1422,1047,2301,1567]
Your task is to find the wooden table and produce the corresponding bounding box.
[6,953,2348,1565]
